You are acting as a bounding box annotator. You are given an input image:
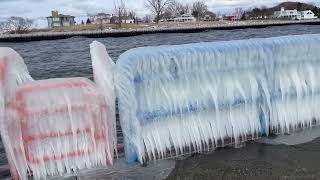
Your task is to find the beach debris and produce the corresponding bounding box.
[114,34,320,163]
[0,47,116,179]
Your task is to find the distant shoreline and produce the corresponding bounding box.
[1,19,320,42]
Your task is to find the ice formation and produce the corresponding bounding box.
[115,34,320,163]
[0,47,116,179]
[90,41,117,157]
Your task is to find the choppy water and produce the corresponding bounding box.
[1,24,320,179]
[1,25,320,80]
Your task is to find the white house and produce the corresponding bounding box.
[273,7,301,20]
[92,13,112,24]
[122,19,134,24]
[273,7,317,20]
[174,14,196,22]
[47,11,75,28]
[300,10,317,19]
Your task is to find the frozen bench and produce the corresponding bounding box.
[113,34,320,163]
[0,43,116,179]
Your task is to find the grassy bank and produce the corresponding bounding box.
[29,19,320,33]
[1,19,320,42]
[31,23,154,33]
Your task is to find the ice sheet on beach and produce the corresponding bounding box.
[115,34,320,163]
[0,46,116,180]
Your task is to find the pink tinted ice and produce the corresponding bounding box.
[0,47,116,180]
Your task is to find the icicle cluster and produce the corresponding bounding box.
[115,34,320,163]
[270,37,320,133]
[0,47,115,179]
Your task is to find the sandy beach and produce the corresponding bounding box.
[167,136,320,180]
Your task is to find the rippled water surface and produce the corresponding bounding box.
[1,24,320,179]
[1,25,320,80]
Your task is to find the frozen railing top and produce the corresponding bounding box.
[116,34,320,77]
[0,48,33,99]
[115,34,320,163]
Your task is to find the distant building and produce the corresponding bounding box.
[203,15,213,21]
[110,16,135,24]
[202,12,217,21]
[174,14,196,22]
[225,15,241,21]
[300,10,317,19]
[92,13,112,24]
[47,11,75,28]
[273,7,300,20]
[122,19,134,24]
[273,7,317,20]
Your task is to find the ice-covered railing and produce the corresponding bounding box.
[114,34,320,163]
[0,47,116,179]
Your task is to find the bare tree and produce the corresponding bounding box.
[0,22,5,34]
[234,8,244,19]
[1,16,33,34]
[145,0,171,23]
[128,10,137,23]
[166,0,190,17]
[143,15,152,23]
[128,10,136,19]
[162,10,173,20]
[166,0,180,17]
[114,0,127,27]
[191,1,208,21]
[179,3,190,15]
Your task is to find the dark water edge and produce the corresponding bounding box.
[0,24,320,179]
[167,137,320,180]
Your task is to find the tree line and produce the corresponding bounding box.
[0,17,33,34]
[145,0,213,23]
[1,0,320,34]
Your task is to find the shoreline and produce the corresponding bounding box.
[1,19,320,42]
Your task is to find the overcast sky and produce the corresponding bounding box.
[0,0,319,28]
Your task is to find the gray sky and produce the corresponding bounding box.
[0,0,319,28]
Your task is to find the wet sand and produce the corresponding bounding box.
[166,138,320,180]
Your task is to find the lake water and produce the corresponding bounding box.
[1,24,320,179]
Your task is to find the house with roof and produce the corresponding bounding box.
[300,10,317,19]
[273,7,317,20]
[46,11,75,28]
[91,13,112,24]
[174,14,196,22]
[110,15,135,24]
[273,7,301,20]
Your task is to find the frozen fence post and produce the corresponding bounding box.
[90,41,117,158]
[0,47,116,179]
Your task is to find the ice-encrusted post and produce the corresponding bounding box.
[90,41,117,158]
[0,48,34,180]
